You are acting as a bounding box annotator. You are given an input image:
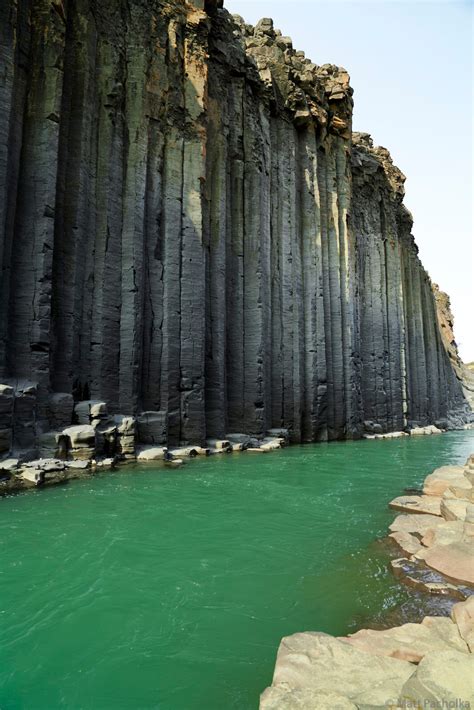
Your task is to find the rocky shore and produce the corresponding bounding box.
[1,390,471,497]
[0,391,293,494]
[260,455,474,709]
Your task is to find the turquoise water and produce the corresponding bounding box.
[1,430,473,710]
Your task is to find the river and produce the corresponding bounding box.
[1,430,473,709]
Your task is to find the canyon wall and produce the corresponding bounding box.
[0,0,470,452]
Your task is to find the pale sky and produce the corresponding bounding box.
[225,0,474,362]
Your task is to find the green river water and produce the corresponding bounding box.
[1,430,473,710]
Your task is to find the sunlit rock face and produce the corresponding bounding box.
[0,0,470,446]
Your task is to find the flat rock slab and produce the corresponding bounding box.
[137,447,166,461]
[400,650,474,707]
[62,425,96,447]
[389,513,444,535]
[423,465,466,496]
[0,458,19,472]
[270,632,414,708]
[389,495,442,516]
[421,520,465,548]
[260,687,357,709]
[416,540,474,586]
[389,531,422,557]
[342,616,468,663]
[441,498,469,522]
[449,483,474,504]
[451,596,474,652]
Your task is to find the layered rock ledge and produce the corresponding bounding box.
[0,0,472,460]
[261,454,474,708]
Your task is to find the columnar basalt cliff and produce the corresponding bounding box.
[0,0,470,455]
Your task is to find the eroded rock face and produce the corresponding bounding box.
[433,283,474,414]
[0,0,470,448]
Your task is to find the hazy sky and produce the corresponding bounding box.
[225,0,473,361]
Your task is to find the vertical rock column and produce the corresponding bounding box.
[0,0,31,378]
[7,0,67,424]
[50,0,98,396]
[242,94,272,436]
[140,19,168,413]
[86,9,126,409]
[318,135,358,439]
[160,17,186,445]
[334,136,359,437]
[118,6,150,415]
[204,81,229,437]
[178,6,208,444]
[225,78,246,433]
[298,125,328,441]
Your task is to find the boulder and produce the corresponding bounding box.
[389,495,442,516]
[206,439,232,452]
[441,498,468,522]
[112,415,136,457]
[451,596,474,652]
[74,400,108,425]
[410,425,443,436]
[260,438,283,451]
[62,425,96,460]
[389,531,422,556]
[113,415,137,436]
[423,465,466,496]
[137,447,167,461]
[415,540,474,586]
[269,632,414,707]
[400,650,474,706]
[448,480,474,503]
[63,425,96,448]
[116,434,135,458]
[342,616,468,663]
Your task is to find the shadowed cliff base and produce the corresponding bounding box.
[0,0,471,458]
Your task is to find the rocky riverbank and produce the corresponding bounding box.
[0,392,293,494]
[260,454,474,709]
[1,395,471,497]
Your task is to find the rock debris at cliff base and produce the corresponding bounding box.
[0,0,471,457]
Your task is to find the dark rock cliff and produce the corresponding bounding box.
[0,0,470,451]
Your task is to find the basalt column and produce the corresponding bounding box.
[0,1,470,450]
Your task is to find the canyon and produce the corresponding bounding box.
[0,0,471,458]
